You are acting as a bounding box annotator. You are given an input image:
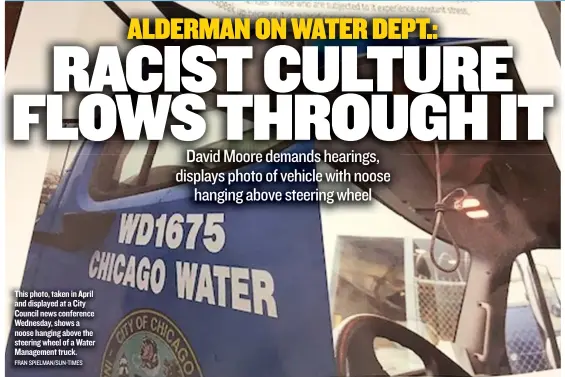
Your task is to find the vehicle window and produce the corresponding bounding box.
[150,123,279,173]
[91,109,286,200]
[321,176,472,376]
[116,141,150,184]
[38,135,82,217]
[530,249,561,306]
[505,249,561,374]
[529,250,560,339]
[535,263,561,346]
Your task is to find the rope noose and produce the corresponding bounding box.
[428,142,468,274]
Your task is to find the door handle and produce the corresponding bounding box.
[32,211,116,252]
[474,302,492,363]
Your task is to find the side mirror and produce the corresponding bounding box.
[32,212,115,252]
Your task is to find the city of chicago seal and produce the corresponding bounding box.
[101,309,203,377]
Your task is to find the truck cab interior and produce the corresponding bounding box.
[319,45,560,376]
[243,44,560,377]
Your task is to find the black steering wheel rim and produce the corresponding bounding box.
[334,314,472,377]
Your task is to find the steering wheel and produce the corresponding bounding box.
[333,314,472,377]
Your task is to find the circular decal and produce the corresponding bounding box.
[101,309,203,377]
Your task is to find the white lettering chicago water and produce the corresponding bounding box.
[88,213,278,318]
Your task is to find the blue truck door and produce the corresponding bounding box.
[8,113,336,377]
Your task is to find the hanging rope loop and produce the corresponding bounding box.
[434,202,448,213]
[428,142,468,274]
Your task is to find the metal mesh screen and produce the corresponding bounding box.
[416,278,467,341]
[505,305,552,373]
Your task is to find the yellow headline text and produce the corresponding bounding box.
[127,17,438,41]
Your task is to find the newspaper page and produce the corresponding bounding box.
[4,2,561,377]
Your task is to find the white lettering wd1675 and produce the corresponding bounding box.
[118,213,225,253]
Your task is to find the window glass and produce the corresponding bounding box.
[93,109,285,198]
[151,128,281,172]
[529,250,560,346]
[116,141,150,185]
[38,125,82,217]
[530,249,561,305]
[505,249,561,374]
[61,140,82,173]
